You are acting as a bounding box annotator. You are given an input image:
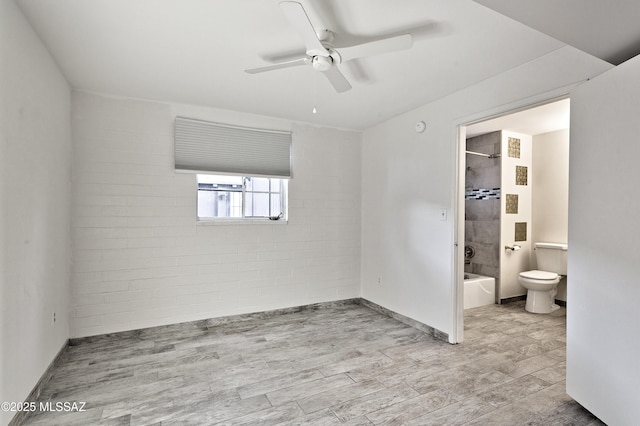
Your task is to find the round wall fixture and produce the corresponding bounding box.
[465,245,475,259]
[415,120,426,133]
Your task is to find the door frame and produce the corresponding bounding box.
[450,93,572,344]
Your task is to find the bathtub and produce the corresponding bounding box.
[464,273,496,309]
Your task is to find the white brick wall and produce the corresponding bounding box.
[71,92,362,337]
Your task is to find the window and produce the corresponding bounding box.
[197,174,287,221]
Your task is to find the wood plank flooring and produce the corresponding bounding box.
[20,301,604,425]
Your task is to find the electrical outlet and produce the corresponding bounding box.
[377,276,382,284]
[53,312,56,323]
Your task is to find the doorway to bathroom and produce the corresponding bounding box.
[455,98,571,340]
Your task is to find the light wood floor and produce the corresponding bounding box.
[21,300,603,425]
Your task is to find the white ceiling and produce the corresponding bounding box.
[474,0,640,65]
[15,0,637,130]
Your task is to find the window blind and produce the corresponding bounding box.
[174,117,292,178]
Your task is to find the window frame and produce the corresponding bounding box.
[196,174,288,223]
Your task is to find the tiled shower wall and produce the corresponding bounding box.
[465,131,501,288]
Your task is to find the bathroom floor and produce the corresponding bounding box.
[21,301,604,425]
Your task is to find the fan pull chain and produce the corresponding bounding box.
[312,71,318,114]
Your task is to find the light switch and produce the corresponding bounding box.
[440,208,447,221]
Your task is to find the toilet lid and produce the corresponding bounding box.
[520,270,558,280]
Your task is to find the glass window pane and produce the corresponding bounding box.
[197,189,243,218]
[197,189,216,218]
[197,174,286,220]
[250,177,270,192]
[246,192,270,217]
[270,194,281,216]
[215,192,231,217]
[244,191,252,216]
[229,192,242,217]
[270,179,281,192]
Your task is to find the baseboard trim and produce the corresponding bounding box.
[70,298,448,346]
[499,295,567,308]
[69,298,363,346]
[9,339,68,426]
[358,298,449,342]
[500,295,527,304]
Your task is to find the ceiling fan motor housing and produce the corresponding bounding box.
[317,29,334,44]
[312,55,333,71]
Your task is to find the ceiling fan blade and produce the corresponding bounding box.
[338,34,413,62]
[322,66,352,93]
[245,57,310,74]
[279,1,328,57]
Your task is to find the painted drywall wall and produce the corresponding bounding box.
[361,46,612,340]
[70,92,361,337]
[499,131,532,300]
[532,129,569,301]
[0,1,71,424]
[567,53,640,425]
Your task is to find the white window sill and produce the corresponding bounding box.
[197,218,288,226]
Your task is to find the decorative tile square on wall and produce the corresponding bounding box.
[508,137,521,158]
[505,194,518,214]
[515,222,527,241]
[515,165,528,186]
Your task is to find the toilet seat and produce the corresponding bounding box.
[519,270,558,281]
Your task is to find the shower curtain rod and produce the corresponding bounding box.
[465,150,501,159]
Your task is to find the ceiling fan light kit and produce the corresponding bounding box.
[312,55,333,72]
[245,1,414,93]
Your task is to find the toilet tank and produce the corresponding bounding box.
[535,242,568,274]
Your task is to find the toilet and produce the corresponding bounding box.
[518,242,568,313]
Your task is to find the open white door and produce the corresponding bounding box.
[567,55,640,425]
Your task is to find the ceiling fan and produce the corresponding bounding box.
[245,1,414,93]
